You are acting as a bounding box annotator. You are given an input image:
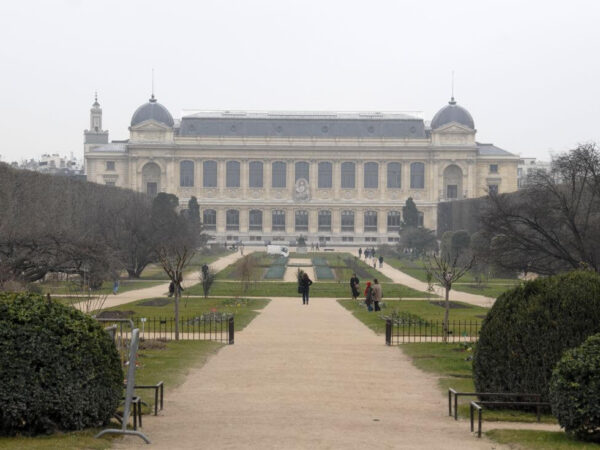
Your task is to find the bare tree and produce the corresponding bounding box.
[426,252,474,342]
[482,143,600,275]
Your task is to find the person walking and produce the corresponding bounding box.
[373,259,377,269]
[358,247,362,258]
[372,278,382,312]
[379,255,384,268]
[112,279,120,295]
[300,272,313,305]
[364,281,374,312]
[350,273,360,300]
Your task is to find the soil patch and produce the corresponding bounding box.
[139,339,167,350]
[138,298,172,307]
[428,301,471,309]
[96,310,135,319]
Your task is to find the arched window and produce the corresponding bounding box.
[341,210,354,232]
[443,164,463,199]
[272,161,287,188]
[226,209,239,230]
[364,162,379,189]
[295,161,309,182]
[387,211,401,232]
[318,210,331,231]
[249,210,263,231]
[295,210,308,232]
[142,162,161,196]
[272,210,286,231]
[318,162,332,188]
[180,160,194,187]
[226,161,240,187]
[249,161,263,188]
[203,161,217,187]
[387,162,401,189]
[410,162,425,189]
[364,210,378,232]
[341,162,355,189]
[203,209,216,230]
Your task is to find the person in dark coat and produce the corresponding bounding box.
[358,248,362,258]
[379,256,384,268]
[364,281,374,312]
[300,272,313,305]
[350,273,360,300]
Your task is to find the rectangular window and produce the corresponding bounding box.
[387,162,401,188]
[342,236,354,242]
[341,162,355,189]
[249,210,263,231]
[318,211,331,231]
[490,164,499,174]
[203,161,217,187]
[146,182,157,196]
[364,162,378,189]
[106,161,115,171]
[318,162,332,188]
[364,211,378,232]
[295,210,309,232]
[272,210,286,231]
[447,185,458,199]
[226,161,240,188]
[105,181,115,187]
[341,211,354,232]
[249,162,263,188]
[272,162,287,188]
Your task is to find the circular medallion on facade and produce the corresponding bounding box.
[318,190,330,199]
[366,189,376,199]
[251,189,262,199]
[343,190,353,199]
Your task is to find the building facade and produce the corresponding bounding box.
[84,95,519,245]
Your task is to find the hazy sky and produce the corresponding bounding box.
[1,0,599,162]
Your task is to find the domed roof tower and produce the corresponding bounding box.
[130,94,174,127]
[431,97,474,130]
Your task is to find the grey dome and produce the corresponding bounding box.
[130,95,174,127]
[431,98,474,130]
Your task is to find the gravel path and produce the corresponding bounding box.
[114,297,505,449]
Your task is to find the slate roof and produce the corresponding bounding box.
[477,143,515,157]
[177,111,426,138]
[431,98,475,130]
[131,96,174,127]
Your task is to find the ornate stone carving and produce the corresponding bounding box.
[294,178,310,202]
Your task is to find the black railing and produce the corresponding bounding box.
[385,318,480,344]
[98,315,234,344]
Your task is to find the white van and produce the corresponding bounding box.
[266,245,289,257]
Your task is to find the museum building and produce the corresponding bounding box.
[84,94,519,245]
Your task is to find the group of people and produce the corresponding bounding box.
[358,247,384,268]
[350,273,382,311]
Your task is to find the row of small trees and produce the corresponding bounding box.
[0,163,204,291]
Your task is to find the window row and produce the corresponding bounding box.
[202,209,406,233]
[179,161,426,189]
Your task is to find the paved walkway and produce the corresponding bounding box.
[87,250,254,311]
[115,297,509,449]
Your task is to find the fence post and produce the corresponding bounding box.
[385,319,392,346]
[228,316,235,345]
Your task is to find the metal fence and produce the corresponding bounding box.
[385,317,480,344]
[98,314,234,344]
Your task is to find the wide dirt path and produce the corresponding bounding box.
[115,297,503,449]
[89,250,253,311]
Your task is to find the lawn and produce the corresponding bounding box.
[104,297,270,332]
[40,279,163,296]
[187,280,431,298]
[486,430,600,449]
[401,343,557,424]
[290,252,392,282]
[140,247,233,280]
[338,299,488,335]
[384,256,521,298]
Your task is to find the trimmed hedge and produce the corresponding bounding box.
[473,271,600,401]
[550,333,600,441]
[0,293,123,435]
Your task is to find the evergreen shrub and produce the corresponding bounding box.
[473,271,600,401]
[0,293,123,435]
[549,333,600,441]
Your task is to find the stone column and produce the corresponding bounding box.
[380,161,387,201]
[241,160,248,199]
[357,161,364,198]
[218,160,225,194]
[239,207,248,233]
[309,160,318,195]
[333,160,341,200]
[216,207,225,233]
[265,160,272,197]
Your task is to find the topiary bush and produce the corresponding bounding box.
[473,270,600,401]
[0,292,123,435]
[549,333,600,441]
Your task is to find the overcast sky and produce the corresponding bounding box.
[1,0,599,162]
